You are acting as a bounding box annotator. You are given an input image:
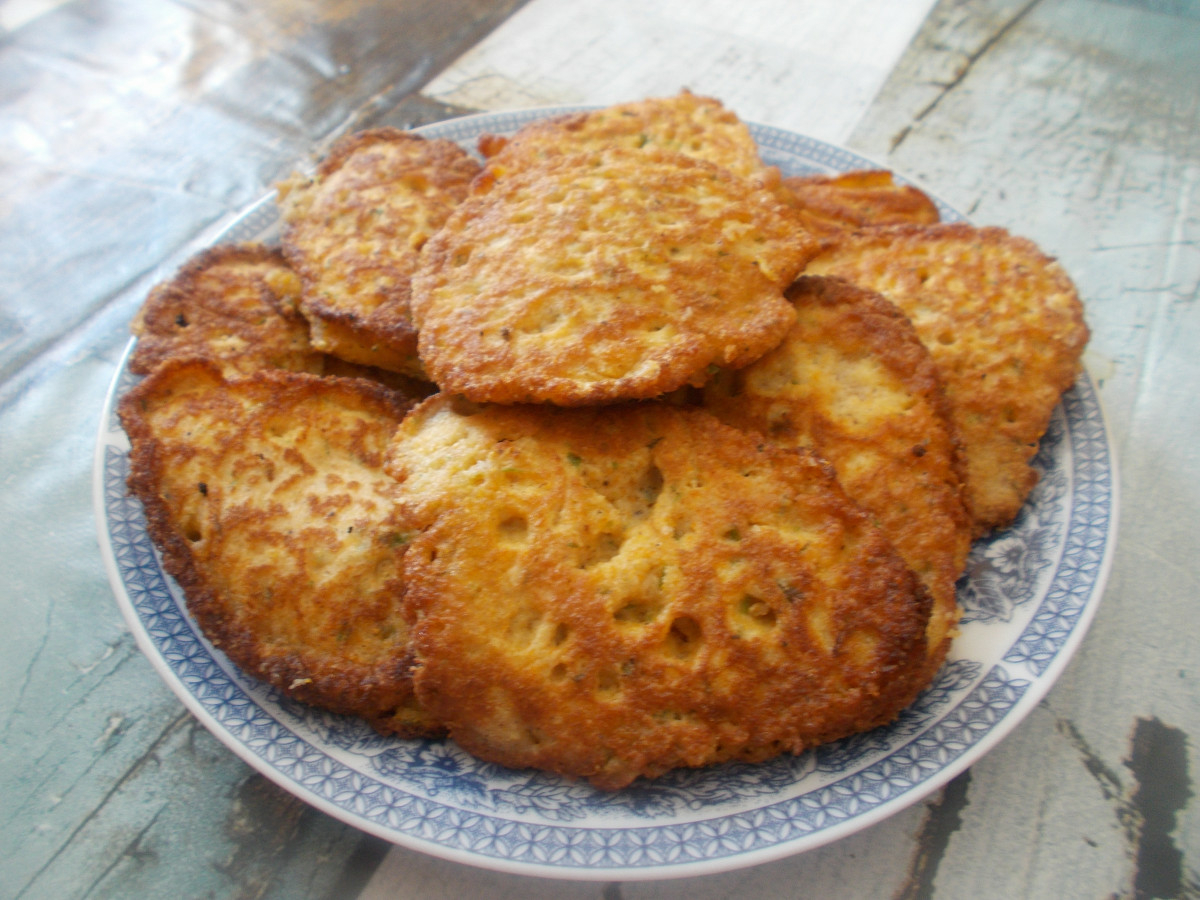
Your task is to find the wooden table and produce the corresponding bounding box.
[2,1,1197,897]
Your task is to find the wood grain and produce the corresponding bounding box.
[0,2,526,898]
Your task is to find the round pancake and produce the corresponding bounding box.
[477,89,768,182]
[386,395,932,789]
[703,275,971,676]
[119,360,439,737]
[410,147,818,405]
[278,128,481,377]
[805,223,1089,534]
[130,243,322,377]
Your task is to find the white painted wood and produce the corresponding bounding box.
[420,0,939,142]
[847,1,1200,896]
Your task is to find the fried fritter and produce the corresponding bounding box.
[130,243,322,377]
[704,276,971,675]
[780,169,940,240]
[129,242,438,397]
[411,147,818,405]
[386,396,932,789]
[278,128,481,376]
[477,89,768,182]
[806,224,1089,534]
[119,359,439,737]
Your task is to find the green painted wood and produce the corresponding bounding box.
[0,3,525,899]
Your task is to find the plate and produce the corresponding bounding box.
[94,109,1118,881]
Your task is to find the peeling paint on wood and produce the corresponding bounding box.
[1126,718,1196,900]
[895,772,973,900]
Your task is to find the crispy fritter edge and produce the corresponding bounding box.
[118,359,439,737]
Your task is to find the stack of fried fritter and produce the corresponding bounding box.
[703,276,972,681]
[120,90,1088,790]
[277,128,481,377]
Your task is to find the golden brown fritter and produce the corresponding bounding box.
[277,128,481,376]
[780,170,940,240]
[410,147,819,405]
[386,396,932,789]
[477,89,768,182]
[703,276,971,676]
[806,224,1089,534]
[130,243,322,377]
[129,242,439,397]
[119,359,439,737]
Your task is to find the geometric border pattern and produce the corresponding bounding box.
[1004,382,1114,674]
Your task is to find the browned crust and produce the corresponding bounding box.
[387,396,932,789]
[130,243,322,377]
[806,223,1090,534]
[476,90,769,181]
[119,359,440,737]
[780,169,940,240]
[278,128,481,376]
[114,90,1095,789]
[704,275,972,677]
[318,355,438,399]
[411,147,818,405]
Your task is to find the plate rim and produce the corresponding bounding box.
[93,108,1119,881]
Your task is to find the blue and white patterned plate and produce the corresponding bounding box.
[94,110,1118,881]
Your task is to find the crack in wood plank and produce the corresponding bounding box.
[12,644,151,811]
[1,594,56,747]
[1056,716,1125,802]
[891,0,1044,152]
[12,709,191,900]
[76,803,166,900]
[1057,713,1199,898]
[893,769,972,900]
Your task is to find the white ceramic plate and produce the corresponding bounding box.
[94,109,1118,881]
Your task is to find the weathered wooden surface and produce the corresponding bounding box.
[416,0,938,143]
[850,1,1200,896]
[0,3,525,899]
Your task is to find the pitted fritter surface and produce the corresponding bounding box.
[386,396,932,789]
[806,224,1089,534]
[129,242,438,396]
[278,128,481,376]
[130,243,322,377]
[780,170,940,240]
[704,276,971,675]
[411,147,818,405]
[119,360,439,737]
[477,90,767,182]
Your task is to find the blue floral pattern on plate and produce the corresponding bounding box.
[94,109,1117,879]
